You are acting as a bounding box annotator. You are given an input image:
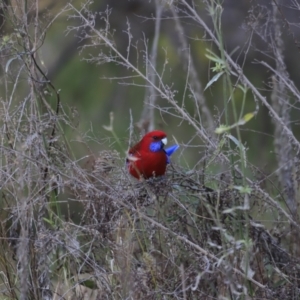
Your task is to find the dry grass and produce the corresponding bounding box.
[1,0,300,299]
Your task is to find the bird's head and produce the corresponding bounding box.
[141,130,167,152]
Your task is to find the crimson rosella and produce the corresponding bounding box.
[126,130,179,179]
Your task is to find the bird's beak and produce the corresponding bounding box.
[161,137,167,146]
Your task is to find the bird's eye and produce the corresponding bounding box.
[152,136,158,140]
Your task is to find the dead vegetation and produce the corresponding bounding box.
[1,0,300,299]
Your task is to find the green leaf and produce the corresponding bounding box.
[233,185,252,194]
[242,112,254,123]
[215,124,230,134]
[227,134,247,167]
[215,112,255,134]
[204,71,225,91]
[43,217,55,227]
[80,279,98,289]
[205,49,224,64]
[5,56,18,73]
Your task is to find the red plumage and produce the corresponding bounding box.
[127,130,168,179]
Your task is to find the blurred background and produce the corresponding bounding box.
[1,0,300,174]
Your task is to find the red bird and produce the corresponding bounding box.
[127,130,178,179]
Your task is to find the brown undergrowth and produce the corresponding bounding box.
[1,144,299,299]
